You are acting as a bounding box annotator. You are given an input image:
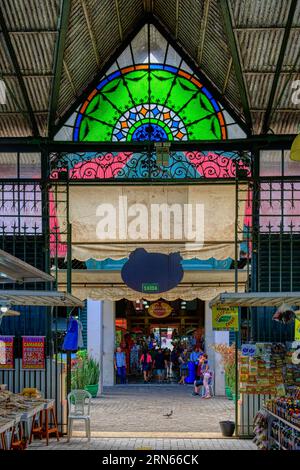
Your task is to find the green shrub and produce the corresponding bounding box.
[71,353,100,389]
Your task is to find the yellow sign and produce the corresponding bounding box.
[148,301,173,319]
[212,305,239,331]
[295,318,300,341]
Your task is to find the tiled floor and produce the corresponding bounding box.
[71,385,235,434]
[29,385,250,450]
[29,437,256,450]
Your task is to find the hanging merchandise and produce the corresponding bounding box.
[252,410,269,450]
[272,303,295,324]
[62,315,79,351]
[77,318,84,349]
[292,348,300,365]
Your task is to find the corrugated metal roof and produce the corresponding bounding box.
[0,0,299,138]
[230,0,291,28]
[209,291,300,308]
[0,0,60,30]
[235,29,284,72]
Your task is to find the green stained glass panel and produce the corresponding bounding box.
[150,71,177,105]
[85,95,119,126]
[124,71,149,105]
[166,77,199,113]
[102,78,135,112]
[182,93,215,126]
[74,65,227,142]
[187,116,222,140]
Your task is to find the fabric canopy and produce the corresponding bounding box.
[70,285,245,302]
[64,184,245,261]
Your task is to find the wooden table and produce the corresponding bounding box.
[0,417,15,450]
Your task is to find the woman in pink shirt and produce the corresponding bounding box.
[140,349,152,383]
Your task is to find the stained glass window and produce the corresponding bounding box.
[56,24,246,142]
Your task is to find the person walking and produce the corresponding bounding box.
[140,348,152,383]
[178,349,189,384]
[202,361,212,399]
[153,348,167,383]
[114,346,127,384]
[193,354,212,397]
[190,346,203,377]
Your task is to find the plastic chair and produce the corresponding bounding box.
[67,390,91,442]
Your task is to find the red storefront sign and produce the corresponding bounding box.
[22,336,45,370]
[0,336,14,369]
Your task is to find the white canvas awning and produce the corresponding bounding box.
[0,249,54,284]
[0,290,84,307]
[209,291,300,308]
[59,184,246,261]
[56,269,247,301]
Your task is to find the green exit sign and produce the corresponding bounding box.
[142,283,159,293]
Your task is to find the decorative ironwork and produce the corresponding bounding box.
[0,183,42,234]
[50,150,252,181]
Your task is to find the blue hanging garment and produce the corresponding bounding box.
[62,317,79,351]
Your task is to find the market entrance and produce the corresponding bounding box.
[115,298,205,384]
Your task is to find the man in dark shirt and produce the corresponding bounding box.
[154,348,167,383]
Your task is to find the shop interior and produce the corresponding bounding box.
[115,298,205,384]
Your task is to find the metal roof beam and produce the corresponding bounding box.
[143,0,154,13]
[261,0,297,134]
[196,0,210,65]
[0,134,296,153]
[0,9,39,137]
[175,0,179,39]
[47,0,71,139]
[219,0,252,133]
[81,0,100,67]
[115,0,123,42]
[223,57,233,94]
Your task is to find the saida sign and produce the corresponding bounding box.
[212,306,239,332]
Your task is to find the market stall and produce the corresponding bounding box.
[209,292,300,449]
[0,250,84,445]
[0,389,59,450]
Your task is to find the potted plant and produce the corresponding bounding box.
[71,351,100,398]
[84,356,100,398]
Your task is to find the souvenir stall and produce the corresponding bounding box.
[0,249,84,449]
[210,292,300,449]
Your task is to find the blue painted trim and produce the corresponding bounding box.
[85,257,232,271]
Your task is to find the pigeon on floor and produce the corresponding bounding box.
[163,410,173,418]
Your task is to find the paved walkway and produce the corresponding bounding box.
[29,437,256,450]
[29,386,256,450]
[72,385,235,435]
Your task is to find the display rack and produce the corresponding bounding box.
[264,407,300,450]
